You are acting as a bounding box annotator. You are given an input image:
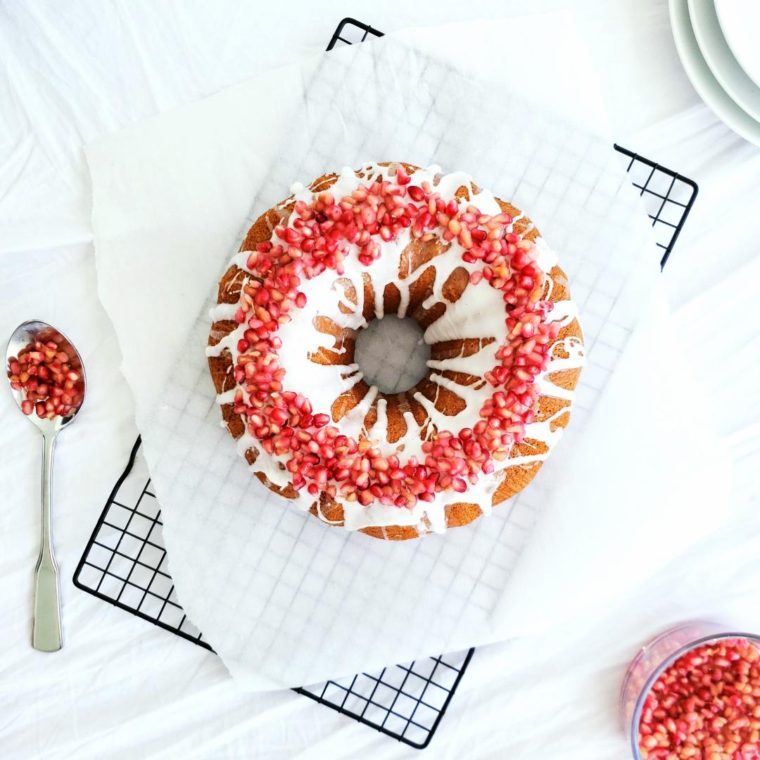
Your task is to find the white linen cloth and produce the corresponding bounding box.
[1,1,758,757]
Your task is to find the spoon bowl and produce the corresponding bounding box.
[6,320,86,432]
[5,320,86,652]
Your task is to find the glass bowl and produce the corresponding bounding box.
[620,621,760,759]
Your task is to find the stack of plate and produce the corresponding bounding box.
[671,0,760,145]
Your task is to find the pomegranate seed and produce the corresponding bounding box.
[396,165,410,185]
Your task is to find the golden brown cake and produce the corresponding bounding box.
[207,162,584,539]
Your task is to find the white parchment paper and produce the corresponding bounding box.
[88,21,728,689]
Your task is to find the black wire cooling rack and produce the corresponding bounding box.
[73,437,474,749]
[74,17,698,750]
[327,19,698,270]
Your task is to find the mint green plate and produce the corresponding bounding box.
[670,0,760,145]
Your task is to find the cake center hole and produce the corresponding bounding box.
[355,316,430,394]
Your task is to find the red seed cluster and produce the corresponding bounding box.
[639,639,760,760]
[7,336,84,420]
[231,166,558,508]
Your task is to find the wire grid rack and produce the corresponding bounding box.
[613,145,698,268]
[327,19,698,270]
[73,17,698,750]
[73,437,473,748]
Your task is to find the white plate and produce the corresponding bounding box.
[689,0,760,122]
[715,0,760,87]
[669,0,760,145]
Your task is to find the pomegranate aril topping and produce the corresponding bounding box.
[229,165,563,509]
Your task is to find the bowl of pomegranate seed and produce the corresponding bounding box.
[622,622,760,759]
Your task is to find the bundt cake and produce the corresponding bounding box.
[207,162,584,539]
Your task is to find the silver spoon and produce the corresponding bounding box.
[6,320,86,652]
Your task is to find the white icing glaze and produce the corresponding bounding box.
[209,303,239,321]
[533,235,558,273]
[209,163,585,534]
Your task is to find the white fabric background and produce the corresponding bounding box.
[1,1,759,758]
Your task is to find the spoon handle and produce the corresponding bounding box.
[33,432,62,652]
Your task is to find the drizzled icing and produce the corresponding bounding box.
[208,163,584,534]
